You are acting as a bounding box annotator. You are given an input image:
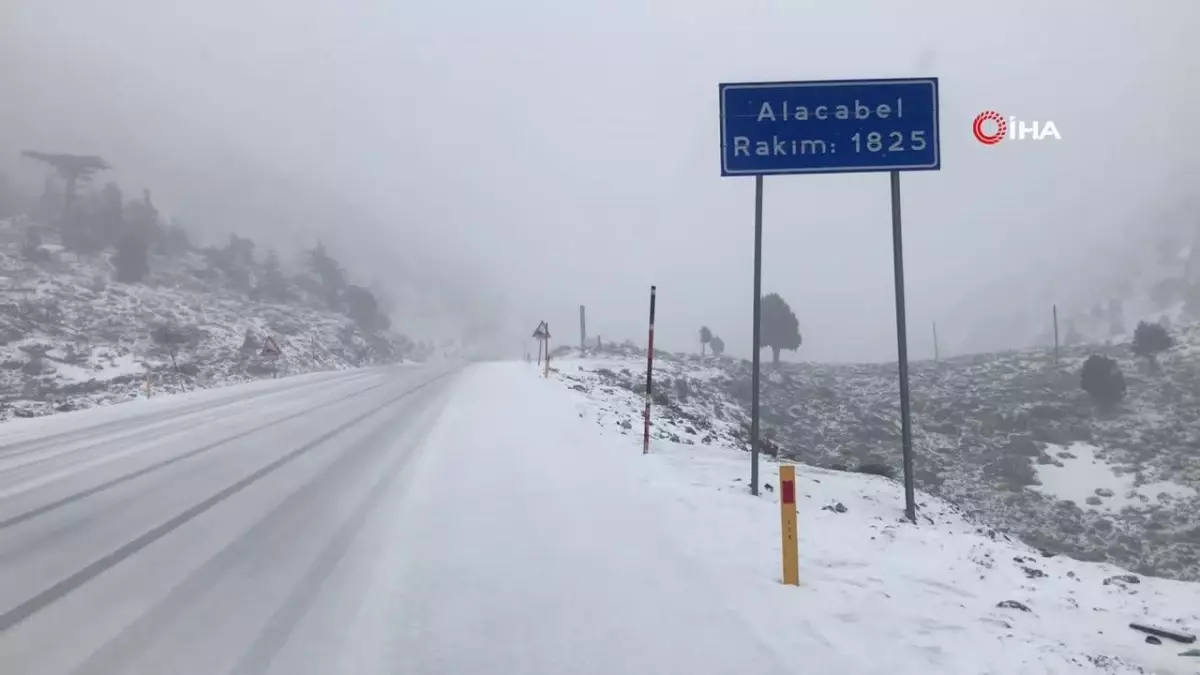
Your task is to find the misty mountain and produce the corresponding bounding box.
[0,159,455,419]
[946,215,1200,357]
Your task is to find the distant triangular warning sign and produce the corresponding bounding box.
[532,321,549,340]
[261,335,282,357]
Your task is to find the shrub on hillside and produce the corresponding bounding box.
[344,284,386,333]
[855,462,896,479]
[239,328,260,354]
[672,377,692,402]
[151,322,203,372]
[1080,354,1126,406]
[1131,320,1173,370]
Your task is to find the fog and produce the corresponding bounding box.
[2,1,1196,362]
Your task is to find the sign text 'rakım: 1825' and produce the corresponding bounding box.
[719,78,941,176]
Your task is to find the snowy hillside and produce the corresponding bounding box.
[546,357,1200,675]
[0,215,424,421]
[548,325,1200,583]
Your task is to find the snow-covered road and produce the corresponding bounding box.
[0,362,846,675]
[3,361,1195,675]
[0,364,461,674]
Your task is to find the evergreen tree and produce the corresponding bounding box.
[258,250,290,301]
[1131,320,1173,371]
[1080,354,1126,406]
[709,335,725,357]
[760,293,802,366]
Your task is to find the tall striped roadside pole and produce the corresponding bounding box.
[643,285,657,455]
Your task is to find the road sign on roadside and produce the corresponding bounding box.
[532,321,550,340]
[261,335,282,357]
[719,76,940,523]
[719,78,940,176]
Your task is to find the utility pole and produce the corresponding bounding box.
[580,305,587,353]
[933,321,940,362]
[1053,304,1060,366]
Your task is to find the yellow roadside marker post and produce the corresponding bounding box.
[780,464,799,585]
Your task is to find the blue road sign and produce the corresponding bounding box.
[719,78,940,176]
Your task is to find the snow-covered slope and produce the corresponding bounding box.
[544,356,1200,674]
[548,329,1200,585]
[0,216,423,420]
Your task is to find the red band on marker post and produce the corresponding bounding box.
[781,480,795,505]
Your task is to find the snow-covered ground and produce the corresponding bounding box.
[534,356,1200,674]
[3,357,1200,674]
[548,331,1200,583]
[1033,442,1199,514]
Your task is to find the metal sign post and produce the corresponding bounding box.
[719,77,941,522]
[544,323,551,378]
[750,176,763,495]
[532,321,551,377]
[261,335,283,379]
[890,171,917,521]
[1053,304,1060,366]
[532,321,549,371]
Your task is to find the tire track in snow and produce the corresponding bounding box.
[0,369,456,631]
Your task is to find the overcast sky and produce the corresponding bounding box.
[1,1,1196,361]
